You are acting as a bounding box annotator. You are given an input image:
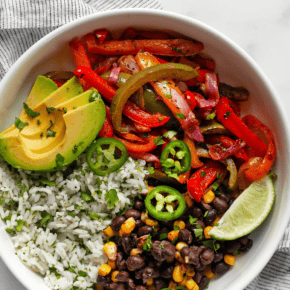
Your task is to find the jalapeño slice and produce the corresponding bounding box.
[160,140,191,175]
[86,137,128,176]
[145,185,186,221]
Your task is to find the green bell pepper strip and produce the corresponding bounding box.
[86,137,128,176]
[145,186,186,221]
[160,140,191,176]
[110,63,199,133]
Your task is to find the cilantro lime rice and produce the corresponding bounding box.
[0,154,148,289]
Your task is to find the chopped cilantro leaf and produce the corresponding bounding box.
[205,111,216,120]
[105,189,119,207]
[153,136,165,146]
[23,102,40,118]
[15,118,28,131]
[143,234,152,251]
[148,167,155,174]
[163,130,178,139]
[46,130,56,137]
[175,113,186,119]
[55,153,65,170]
[46,107,57,114]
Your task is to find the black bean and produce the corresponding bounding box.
[121,236,133,255]
[151,241,175,261]
[191,207,203,218]
[126,255,145,270]
[178,229,193,244]
[137,226,153,236]
[224,240,241,254]
[161,220,173,228]
[107,282,126,290]
[134,199,145,210]
[213,197,228,213]
[212,261,230,275]
[213,252,224,263]
[127,278,135,290]
[160,265,174,279]
[125,209,141,220]
[239,239,253,253]
[116,252,127,270]
[238,235,249,245]
[228,198,235,208]
[115,271,130,282]
[135,219,144,229]
[111,216,126,231]
[178,207,190,221]
[96,275,111,287]
[193,271,202,284]
[154,278,167,290]
[140,266,160,283]
[200,248,214,265]
[204,209,217,226]
[180,246,202,265]
[136,286,146,290]
[200,200,212,211]
[199,276,209,290]
[219,192,230,203]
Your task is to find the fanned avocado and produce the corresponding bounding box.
[0,77,105,171]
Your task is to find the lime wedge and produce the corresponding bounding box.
[209,175,275,240]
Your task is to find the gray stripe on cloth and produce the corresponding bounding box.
[0,1,289,290]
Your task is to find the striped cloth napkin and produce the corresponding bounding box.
[0,1,289,290]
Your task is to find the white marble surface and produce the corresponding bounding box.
[1,0,290,289]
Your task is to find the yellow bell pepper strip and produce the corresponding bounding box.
[73,66,170,128]
[85,35,204,56]
[183,135,204,169]
[242,115,276,181]
[216,96,268,157]
[135,52,204,142]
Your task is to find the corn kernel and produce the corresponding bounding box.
[145,218,158,227]
[204,226,213,239]
[186,278,198,289]
[212,216,221,226]
[173,220,186,230]
[176,242,188,252]
[128,267,135,271]
[224,254,235,265]
[108,259,116,270]
[193,285,199,290]
[186,268,195,277]
[130,248,144,255]
[169,281,177,289]
[147,186,155,193]
[121,217,136,234]
[203,190,215,204]
[103,226,115,238]
[203,266,214,279]
[95,283,104,290]
[146,278,154,286]
[103,242,117,260]
[111,271,119,282]
[141,211,148,222]
[167,257,175,263]
[168,230,179,242]
[183,192,194,208]
[179,277,187,286]
[173,265,185,283]
[148,286,157,290]
[118,229,127,236]
[98,264,111,276]
[175,251,184,263]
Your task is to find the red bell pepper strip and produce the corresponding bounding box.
[185,69,212,87]
[135,52,204,142]
[208,139,246,161]
[117,133,144,143]
[69,40,91,90]
[187,160,225,202]
[242,115,276,181]
[120,28,137,40]
[178,170,191,184]
[74,66,170,128]
[133,122,151,132]
[99,117,113,137]
[185,90,197,111]
[113,134,157,154]
[129,152,161,169]
[95,29,110,43]
[216,96,268,157]
[86,37,204,56]
[191,54,216,71]
[206,135,248,162]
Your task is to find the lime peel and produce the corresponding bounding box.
[209,176,275,241]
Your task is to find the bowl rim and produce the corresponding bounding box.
[0,7,289,290]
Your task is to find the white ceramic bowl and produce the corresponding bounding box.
[0,8,289,290]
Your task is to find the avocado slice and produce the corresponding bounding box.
[0,91,105,171]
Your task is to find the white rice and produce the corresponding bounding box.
[0,154,148,289]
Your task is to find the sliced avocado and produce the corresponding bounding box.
[1,76,83,137]
[0,95,105,171]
